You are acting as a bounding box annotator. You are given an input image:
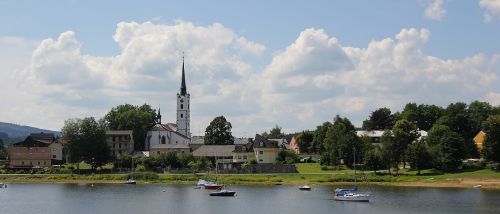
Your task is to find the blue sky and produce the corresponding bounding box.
[0,0,499,136]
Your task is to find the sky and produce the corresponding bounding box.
[0,0,499,137]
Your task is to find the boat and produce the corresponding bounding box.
[204,182,223,190]
[299,185,311,190]
[473,184,482,189]
[205,154,225,190]
[209,186,236,197]
[334,148,371,202]
[124,156,136,185]
[0,183,6,188]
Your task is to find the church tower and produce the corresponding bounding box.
[176,57,190,138]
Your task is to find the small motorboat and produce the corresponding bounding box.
[124,179,136,184]
[209,189,236,197]
[0,183,6,188]
[299,185,311,190]
[204,183,223,190]
[473,184,482,189]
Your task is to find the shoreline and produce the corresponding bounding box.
[2,173,500,189]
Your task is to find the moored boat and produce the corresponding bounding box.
[204,183,223,190]
[299,185,311,191]
[334,190,370,202]
[124,179,136,184]
[209,189,236,197]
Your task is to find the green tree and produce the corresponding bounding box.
[204,116,234,145]
[62,117,110,170]
[362,107,395,130]
[417,104,445,131]
[436,102,477,158]
[262,125,285,139]
[364,147,383,174]
[0,138,6,159]
[380,130,398,174]
[482,115,500,162]
[392,119,420,172]
[401,102,419,124]
[311,122,332,154]
[406,138,432,175]
[296,130,314,154]
[428,124,465,172]
[323,115,365,167]
[276,149,299,164]
[103,104,157,151]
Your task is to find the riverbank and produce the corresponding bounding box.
[2,169,500,189]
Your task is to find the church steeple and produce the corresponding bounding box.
[180,56,187,96]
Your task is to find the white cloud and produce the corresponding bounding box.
[2,21,499,136]
[425,0,447,21]
[480,0,500,22]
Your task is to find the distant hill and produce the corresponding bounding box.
[0,122,61,144]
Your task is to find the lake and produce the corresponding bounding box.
[1,183,500,214]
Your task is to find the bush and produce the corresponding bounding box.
[487,163,500,171]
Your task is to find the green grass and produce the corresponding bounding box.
[295,163,354,174]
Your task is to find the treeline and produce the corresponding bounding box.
[295,101,500,173]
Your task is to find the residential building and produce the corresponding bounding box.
[473,131,486,152]
[9,133,64,168]
[192,145,235,170]
[233,142,255,163]
[253,134,280,163]
[287,134,300,154]
[105,130,134,158]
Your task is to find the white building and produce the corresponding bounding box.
[147,59,192,157]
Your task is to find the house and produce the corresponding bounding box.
[356,130,428,144]
[192,144,235,170]
[105,130,134,158]
[9,133,64,168]
[253,134,280,163]
[473,131,486,152]
[233,142,255,163]
[286,134,299,154]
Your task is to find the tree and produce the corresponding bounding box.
[311,122,332,154]
[362,107,395,130]
[0,138,6,160]
[392,119,420,172]
[364,148,383,174]
[436,102,477,158]
[103,104,157,151]
[276,149,299,164]
[296,130,314,154]
[482,115,500,162]
[204,116,234,145]
[62,117,110,170]
[380,130,398,174]
[406,138,432,175]
[323,115,365,167]
[262,125,285,139]
[468,101,493,131]
[417,104,445,131]
[428,124,465,172]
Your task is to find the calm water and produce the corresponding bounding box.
[1,183,500,214]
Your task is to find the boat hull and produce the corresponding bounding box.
[209,191,236,196]
[334,194,370,202]
[204,184,223,189]
[124,179,136,184]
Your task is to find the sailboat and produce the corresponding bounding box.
[204,153,223,190]
[334,148,371,202]
[208,154,236,196]
[124,156,136,184]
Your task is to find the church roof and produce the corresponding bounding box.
[150,123,176,132]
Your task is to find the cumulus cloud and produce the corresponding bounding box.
[480,0,500,22]
[424,0,447,21]
[4,21,500,135]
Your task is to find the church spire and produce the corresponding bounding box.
[180,56,187,96]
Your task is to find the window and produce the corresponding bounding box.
[30,161,32,165]
[260,142,264,147]
[180,104,183,109]
[53,155,56,159]
[113,136,116,142]
[259,151,263,155]
[113,143,116,148]
[112,151,115,156]
[161,136,166,144]
[38,161,40,165]
[119,143,122,149]
[22,161,24,165]
[181,114,183,118]
[44,161,46,165]
[259,159,263,162]
[243,155,247,160]
[176,141,178,144]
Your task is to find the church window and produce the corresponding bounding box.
[181,114,183,118]
[180,104,183,109]
[176,141,178,144]
[161,136,166,144]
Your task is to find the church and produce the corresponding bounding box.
[146,59,191,157]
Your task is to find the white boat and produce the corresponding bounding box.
[124,157,136,185]
[473,184,482,189]
[334,148,371,202]
[299,185,311,190]
[0,183,6,188]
